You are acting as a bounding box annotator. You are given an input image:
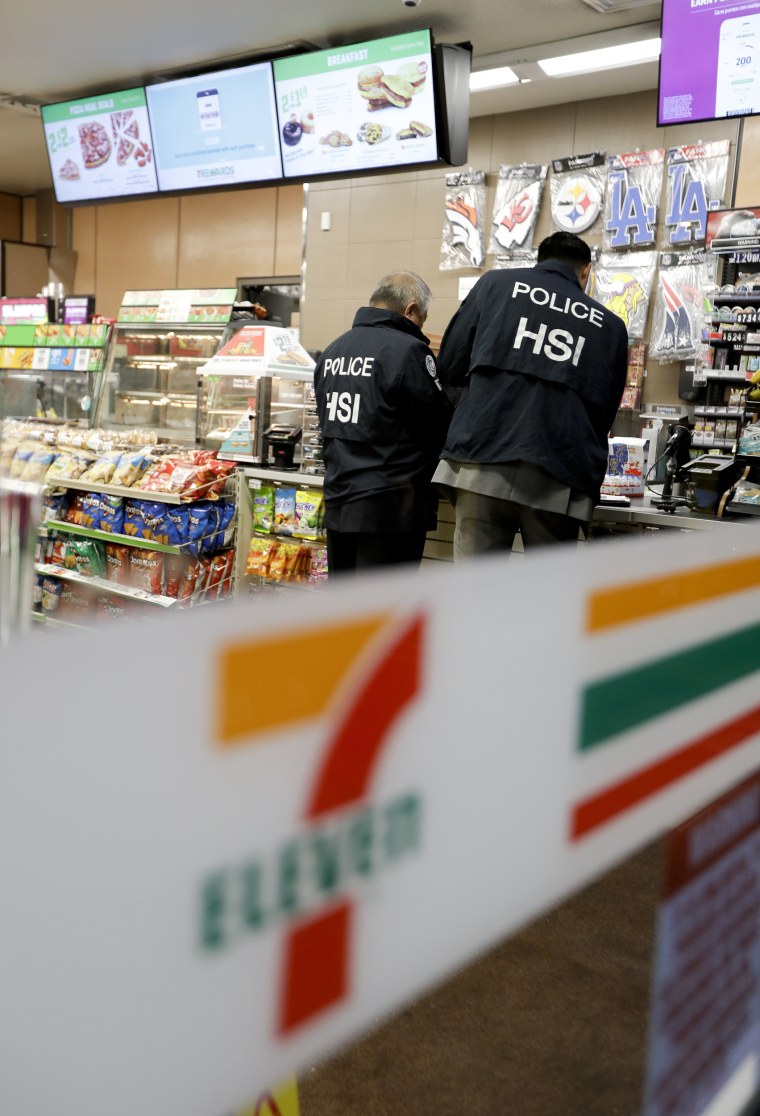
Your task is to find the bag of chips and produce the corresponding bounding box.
[82,492,124,534]
[105,543,131,585]
[129,550,165,595]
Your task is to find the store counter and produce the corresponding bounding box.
[592,494,754,532]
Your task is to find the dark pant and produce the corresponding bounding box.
[452,490,584,560]
[327,528,428,574]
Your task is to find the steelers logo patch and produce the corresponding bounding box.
[553,174,602,233]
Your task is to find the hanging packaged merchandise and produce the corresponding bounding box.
[550,152,606,235]
[491,248,538,270]
[665,141,730,246]
[489,163,547,253]
[650,250,717,363]
[589,251,657,339]
[604,149,664,250]
[440,171,486,270]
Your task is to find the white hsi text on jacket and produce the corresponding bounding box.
[326,391,361,423]
[322,356,375,377]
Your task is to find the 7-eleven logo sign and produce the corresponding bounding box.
[204,612,425,1035]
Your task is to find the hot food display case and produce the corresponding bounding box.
[91,289,237,446]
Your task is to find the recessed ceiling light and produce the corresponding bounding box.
[469,66,520,92]
[538,37,661,77]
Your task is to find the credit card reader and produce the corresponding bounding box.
[263,425,302,470]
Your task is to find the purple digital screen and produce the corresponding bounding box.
[659,0,760,126]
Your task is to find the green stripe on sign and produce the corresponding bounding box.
[580,620,760,751]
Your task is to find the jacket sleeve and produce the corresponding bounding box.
[601,317,630,435]
[398,345,454,458]
[436,282,483,394]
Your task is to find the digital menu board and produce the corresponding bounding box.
[146,62,283,191]
[659,0,760,126]
[273,30,438,178]
[41,88,158,203]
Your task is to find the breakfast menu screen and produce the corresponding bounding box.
[273,30,438,178]
[41,88,158,203]
[146,62,283,190]
[659,0,760,125]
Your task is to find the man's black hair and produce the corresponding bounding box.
[537,231,591,270]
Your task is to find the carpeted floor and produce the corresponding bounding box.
[297,839,663,1116]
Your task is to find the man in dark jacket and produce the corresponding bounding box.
[314,270,453,573]
[434,232,628,558]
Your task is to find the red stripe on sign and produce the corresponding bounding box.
[305,614,424,819]
[277,902,351,1035]
[570,702,760,840]
[277,614,425,1035]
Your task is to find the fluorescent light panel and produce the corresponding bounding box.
[538,36,661,77]
[469,66,519,92]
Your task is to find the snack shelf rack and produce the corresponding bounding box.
[30,612,92,632]
[34,563,178,608]
[44,520,184,555]
[243,466,324,488]
[44,477,189,504]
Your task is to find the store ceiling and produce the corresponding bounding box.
[0,0,662,197]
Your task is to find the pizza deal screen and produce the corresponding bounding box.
[41,88,158,203]
[659,0,760,125]
[273,30,438,179]
[145,63,283,191]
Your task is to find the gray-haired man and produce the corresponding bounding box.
[314,270,453,574]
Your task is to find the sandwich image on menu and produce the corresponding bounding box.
[273,30,438,177]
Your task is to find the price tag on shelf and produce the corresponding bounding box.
[248,478,262,490]
[75,349,90,372]
[32,347,49,370]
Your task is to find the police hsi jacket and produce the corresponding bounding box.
[437,260,629,502]
[314,307,453,524]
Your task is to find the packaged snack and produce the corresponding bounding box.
[123,499,170,543]
[200,503,221,554]
[9,443,36,479]
[274,488,297,536]
[111,449,154,488]
[40,491,69,524]
[40,577,63,613]
[217,549,235,599]
[67,539,107,578]
[129,550,164,595]
[217,501,236,547]
[136,457,176,493]
[187,503,213,556]
[65,493,87,525]
[246,536,278,577]
[267,542,290,581]
[58,584,96,620]
[253,486,275,532]
[32,573,45,611]
[308,545,329,584]
[96,593,135,622]
[178,560,202,607]
[45,450,93,483]
[105,543,131,585]
[80,449,123,484]
[82,492,124,534]
[164,554,188,598]
[23,450,59,483]
[164,504,190,549]
[205,551,231,599]
[294,489,324,541]
[279,541,302,581]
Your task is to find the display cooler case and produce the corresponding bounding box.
[91,289,237,446]
[0,304,109,425]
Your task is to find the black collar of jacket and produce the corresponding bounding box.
[533,260,583,289]
[352,305,429,344]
